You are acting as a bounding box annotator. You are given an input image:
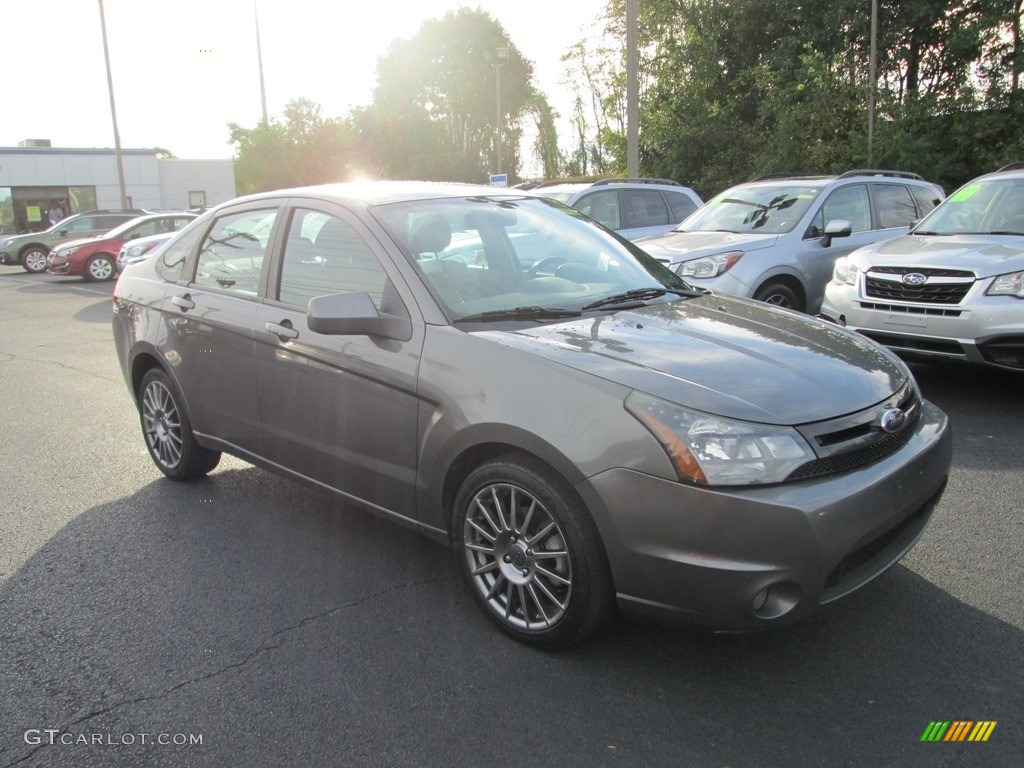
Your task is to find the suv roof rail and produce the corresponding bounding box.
[533,178,595,189]
[837,169,925,181]
[592,177,682,187]
[748,173,831,182]
[995,162,1024,172]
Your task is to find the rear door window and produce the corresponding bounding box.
[873,184,918,229]
[194,209,278,296]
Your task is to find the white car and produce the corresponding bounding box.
[116,232,176,272]
[820,164,1024,371]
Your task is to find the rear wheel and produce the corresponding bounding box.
[138,368,221,480]
[454,455,614,648]
[753,280,802,312]
[85,254,116,281]
[21,247,48,274]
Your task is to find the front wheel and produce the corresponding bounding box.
[21,247,48,273]
[138,368,221,480]
[753,280,802,312]
[85,254,116,281]
[454,455,614,648]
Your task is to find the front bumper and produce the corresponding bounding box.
[0,251,17,265]
[822,283,1024,370]
[576,400,951,629]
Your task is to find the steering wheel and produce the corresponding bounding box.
[520,256,568,285]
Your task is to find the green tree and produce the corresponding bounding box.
[360,8,536,182]
[229,98,370,195]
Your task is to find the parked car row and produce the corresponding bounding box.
[112,180,952,647]
[0,210,195,280]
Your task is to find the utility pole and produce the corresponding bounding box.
[495,44,509,175]
[868,0,878,163]
[626,0,639,177]
[255,0,268,123]
[98,0,128,209]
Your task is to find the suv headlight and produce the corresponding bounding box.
[832,257,858,286]
[626,392,815,486]
[676,250,743,278]
[0,238,13,249]
[986,270,1024,298]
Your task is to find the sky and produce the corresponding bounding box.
[4,0,608,169]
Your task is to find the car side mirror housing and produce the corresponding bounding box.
[821,219,853,248]
[307,291,412,341]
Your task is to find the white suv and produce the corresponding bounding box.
[821,164,1024,371]
[636,171,944,314]
[536,178,703,241]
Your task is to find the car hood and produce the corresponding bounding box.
[636,230,779,264]
[480,294,906,425]
[851,233,1024,277]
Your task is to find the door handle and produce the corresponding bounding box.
[264,320,299,341]
[172,294,195,311]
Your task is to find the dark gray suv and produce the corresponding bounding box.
[113,182,951,647]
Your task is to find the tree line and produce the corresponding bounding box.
[229,2,1024,199]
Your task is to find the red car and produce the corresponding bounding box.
[47,213,196,281]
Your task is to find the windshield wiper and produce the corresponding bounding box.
[911,230,949,236]
[454,306,582,323]
[581,287,697,311]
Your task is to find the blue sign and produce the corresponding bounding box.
[489,174,508,187]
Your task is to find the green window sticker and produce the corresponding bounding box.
[949,184,981,203]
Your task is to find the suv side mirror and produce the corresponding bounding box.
[821,219,853,248]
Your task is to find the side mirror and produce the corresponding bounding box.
[821,219,853,248]
[307,291,412,341]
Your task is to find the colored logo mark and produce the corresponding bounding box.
[921,721,997,742]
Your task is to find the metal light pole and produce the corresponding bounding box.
[868,0,878,163]
[97,0,128,209]
[626,0,639,177]
[495,44,509,175]
[255,0,268,124]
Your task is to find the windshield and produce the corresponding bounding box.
[372,195,695,322]
[914,177,1024,235]
[678,183,826,235]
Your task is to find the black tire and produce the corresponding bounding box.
[21,246,48,274]
[84,254,116,282]
[753,280,802,312]
[454,454,614,648]
[138,368,221,480]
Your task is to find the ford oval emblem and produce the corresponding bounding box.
[902,272,927,286]
[880,408,908,433]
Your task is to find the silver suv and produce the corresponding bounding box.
[821,164,1024,371]
[0,209,145,273]
[636,171,944,313]
[536,178,703,241]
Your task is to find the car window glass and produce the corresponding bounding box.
[874,184,918,229]
[155,225,205,283]
[665,191,698,222]
[278,208,387,308]
[911,186,942,217]
[812,184,870,234]
[622,190,671,229]
[688,184,822,234]
[194,209,277,295]
[576,190,620,229]
[68,218,96,232]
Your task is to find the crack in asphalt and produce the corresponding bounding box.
[1,576,445,767]
[0,351,119,383]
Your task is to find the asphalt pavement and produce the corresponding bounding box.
[0,267,1020,767]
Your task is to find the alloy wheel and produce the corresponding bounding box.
[142,379,183,469]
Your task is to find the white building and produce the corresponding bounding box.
[0,143,235,234]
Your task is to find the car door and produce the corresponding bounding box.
[253,202,424,518]
[800,183,877,310]
[164,203,281,455]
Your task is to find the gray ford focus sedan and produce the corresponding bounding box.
[112,181,952,647]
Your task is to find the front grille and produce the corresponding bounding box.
[858,301,962,317]
[821,482,946,602]
[859,331,965,356]
[787,423,917,481]
[786,385,921,482]
[864,267,975,305]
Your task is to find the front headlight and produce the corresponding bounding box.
[832,257,858,286]
[0,238,12,249]
[626,392,815,486]
[986,270,1024,298]
[676,250,743,279]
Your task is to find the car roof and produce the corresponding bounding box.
[219,181,524,209]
